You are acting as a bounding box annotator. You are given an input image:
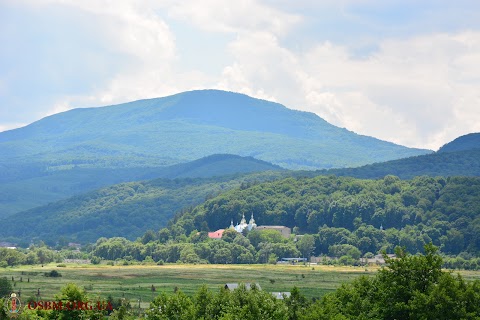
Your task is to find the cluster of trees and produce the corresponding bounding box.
[87,226,480,270]
[0,245,87,267]
[302,245,480,319]
[90,229,310,265]
[5,226,480,270]
[4,245,479,319]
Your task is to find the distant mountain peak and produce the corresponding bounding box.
[0,89,430,171]
[438,133,480,153]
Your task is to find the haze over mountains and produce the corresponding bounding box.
[1,133,478,244]
[0,154,283,218]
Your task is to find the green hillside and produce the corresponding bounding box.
[3,145,479,244]
[0,154,283,218]
[153,154,284,178]
[317,149,480,179]
[172,175,480,255]
[0,171,287,244]
[438,132,480,153]
[0,90,429,172]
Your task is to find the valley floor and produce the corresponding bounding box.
[3,263,480,310]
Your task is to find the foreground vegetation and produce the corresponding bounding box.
[2,245,480,319]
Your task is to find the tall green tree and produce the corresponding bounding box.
[296,235,315,260]
[0,277,13,297]
[145,290,195,320]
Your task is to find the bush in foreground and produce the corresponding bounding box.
[302,244,480,319]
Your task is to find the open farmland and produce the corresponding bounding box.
[1,263,375,304]
[3,263,480,309]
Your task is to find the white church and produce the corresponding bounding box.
[208,213,291,239]
[229,213,257,233]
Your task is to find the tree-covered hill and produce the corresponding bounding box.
[0,154,283,218]
[0,170,288,244]
[438,132,480,153]
[151,154,284,179]
[5,146,480,246]
[0,90,429,173]
[5,148,480,246]
[317,148,480,179]
[172,175,480,255]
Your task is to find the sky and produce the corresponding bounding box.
[1,0,480,150]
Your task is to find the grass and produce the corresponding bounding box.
[3,263,480,309]
[1,263,374,308]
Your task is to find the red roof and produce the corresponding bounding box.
[208,229,225,239]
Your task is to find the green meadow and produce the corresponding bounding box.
[3,263,480,310]
[1,263,374,306]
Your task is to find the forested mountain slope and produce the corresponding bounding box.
[5,146,480,244]
[438,132,480,153]
[172,175,480,255]
[0,170,287,244]
[0,90,429,173]
[318,149,480,179]
[0,154,283,218]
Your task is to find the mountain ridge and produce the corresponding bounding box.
[0,154,283,218]
[0,89,430,170]
[438,132,480,153]
[318,148,480,179]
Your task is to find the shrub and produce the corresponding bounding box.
[45,270,62,277]
[91,256,101,265]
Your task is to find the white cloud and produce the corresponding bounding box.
[215,32,302,102]
[54,0,178,105]
[168,0,301,36]
[1,0,179,112]
[213,29,480,149]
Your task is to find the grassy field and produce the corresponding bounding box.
[2,263,480,309]
[1,263,374,306]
